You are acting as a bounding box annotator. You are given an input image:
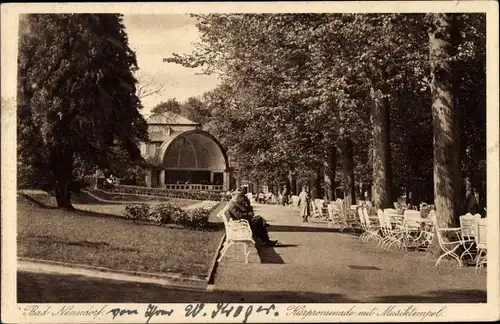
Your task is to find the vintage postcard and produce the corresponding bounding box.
[1,1,499,323]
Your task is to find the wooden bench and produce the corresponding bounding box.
[216,206,255,263]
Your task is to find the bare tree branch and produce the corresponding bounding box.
[136,73,164,99]
[138,84,165,99]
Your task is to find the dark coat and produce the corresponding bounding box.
[226,193,253,221]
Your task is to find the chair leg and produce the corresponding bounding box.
[475,249,486,273]
[460,242,475,262]
[475,249,482,273]
[218,241,232,262]
[244,242,252,264]
[435,244,462,267]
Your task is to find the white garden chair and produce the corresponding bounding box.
[310,199,328,222]
[327,201,355,232]
[430,210,475,267]
[474,217,487,272]
[357,207,370,241]
[459,213,481,262]
[217,206,255,264]
[400,209,427,250]
[359,206,382,243]
[290,195,300,208]
[377,209,405,250]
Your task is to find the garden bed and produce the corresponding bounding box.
[17,197,225,278]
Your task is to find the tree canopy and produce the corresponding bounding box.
[165,13,486,221]
[17,14,148,208]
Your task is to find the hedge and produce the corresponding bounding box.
[124,201,218,230]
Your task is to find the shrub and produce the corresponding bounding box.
[150,203,184,225]
[124,200,215,230]
[124,203,150,220]
[185,208,210,229]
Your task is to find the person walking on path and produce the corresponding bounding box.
[298,186,310,222]
[281,185,289,206]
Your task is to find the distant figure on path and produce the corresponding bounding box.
[281,185,289,206]
[226,186,278,246]
[298,186,310,222]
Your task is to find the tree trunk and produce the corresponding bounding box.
[315,166,322,200]
[288,171,297,195]
[340,138,356,208]
[428,13,461,228]
[324,145,336,201]
[371,85,392,209]
[52,150,75,210]
[309,170,318,200]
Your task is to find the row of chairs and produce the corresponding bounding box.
[357,206,487,272]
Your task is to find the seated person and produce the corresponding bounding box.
[226,187,278,247]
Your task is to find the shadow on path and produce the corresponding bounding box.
[268,224,359,234]
[368,289,487,303]
[255,244,300,264]
[17,272,487,303]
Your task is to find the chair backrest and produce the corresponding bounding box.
[377,209,390,229]
[459,213,481,239]
[314,199,324,209]
[475,217,487,249]
[384,208,402,226]
[357,207,366,225]
[361,207,371,226]
[310,199,318,214]
[333,200,343,210]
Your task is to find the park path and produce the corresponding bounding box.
[213,203,486,303]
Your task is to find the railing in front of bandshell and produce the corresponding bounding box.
[163,184,224,191]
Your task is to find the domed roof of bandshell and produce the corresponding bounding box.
[146,112,200,125]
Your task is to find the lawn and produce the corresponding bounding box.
[17,196,225,278]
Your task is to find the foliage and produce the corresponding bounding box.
[183,208,211,229]
[17,14,148,209]
[151,97,182,115]
[124,203,150,220]
[165,13,485,212]
[124,202,213,230]
[149,203,181,224]
[179,96,212,124]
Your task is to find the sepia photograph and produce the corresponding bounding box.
[2,1,499,323]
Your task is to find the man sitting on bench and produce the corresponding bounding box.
[226,186,278,247]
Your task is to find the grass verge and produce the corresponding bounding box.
[17,196,225,278]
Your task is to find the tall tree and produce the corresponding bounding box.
[427,13,461,227]
[17,14,148,209]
